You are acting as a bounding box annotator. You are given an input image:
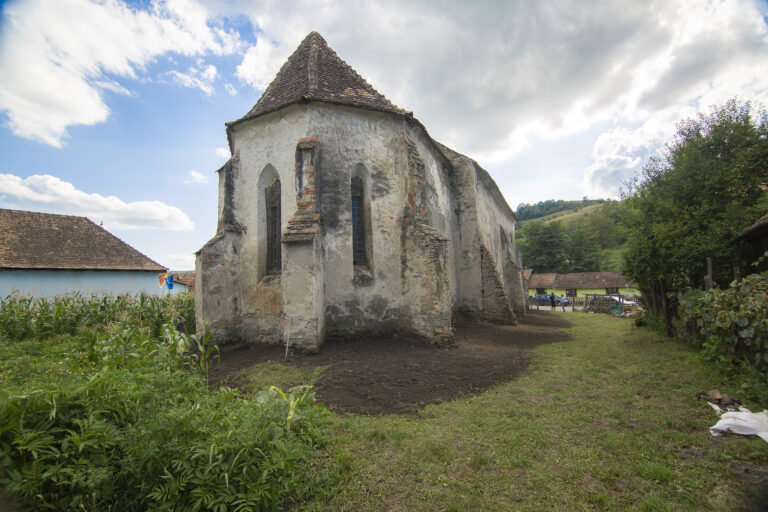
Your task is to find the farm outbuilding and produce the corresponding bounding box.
[0,209,167,297]
[196,32,526,351]
[526,270,638,298]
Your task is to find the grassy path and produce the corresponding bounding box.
[292,313,768,511]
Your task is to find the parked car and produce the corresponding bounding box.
[589,295,638,308]
[530,294,566,305]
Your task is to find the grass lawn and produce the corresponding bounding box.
[286,312,767,511]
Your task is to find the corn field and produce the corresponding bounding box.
[0,292,195,341]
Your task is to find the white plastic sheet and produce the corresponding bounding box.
[710,410,768,442]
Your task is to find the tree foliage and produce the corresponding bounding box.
[623,99,768,294]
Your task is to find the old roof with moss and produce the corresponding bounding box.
[528,271,636,290]
[229,31,409,127]
[0,209,166,271]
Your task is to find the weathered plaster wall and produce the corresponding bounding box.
[197,99,524,348]
[475,174,525,315]
[307,103,456,341]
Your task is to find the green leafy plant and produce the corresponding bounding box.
[678,270,768,405]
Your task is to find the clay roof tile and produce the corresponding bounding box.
[0,209,166,272]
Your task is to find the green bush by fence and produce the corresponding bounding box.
[0,292,195,341]
[678,271,768,406]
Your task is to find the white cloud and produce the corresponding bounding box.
[166,252,195,269]
[235,38,289,90]
[184,170,209,185]
[224,83,237,95]
[225,0,768,198]
[167,64,218,95]
[0,173,194,230]
[215,146,230,159]
[93,80,134,96]
[0,0,241,146]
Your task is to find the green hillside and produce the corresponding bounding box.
[515,200,629,274]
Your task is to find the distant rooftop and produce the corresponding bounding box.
[0,209,166,272]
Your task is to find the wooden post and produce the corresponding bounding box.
[734,266,741,281]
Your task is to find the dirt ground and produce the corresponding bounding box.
[209,311,571,415]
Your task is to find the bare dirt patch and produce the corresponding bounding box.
[209,311,571,415]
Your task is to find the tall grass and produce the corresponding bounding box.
[0,292,195,341]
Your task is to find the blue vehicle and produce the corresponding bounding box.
[530,294,565,306]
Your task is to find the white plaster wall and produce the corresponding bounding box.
[306,103,457,332]
[0,270,162,298]
[232,104,310,286]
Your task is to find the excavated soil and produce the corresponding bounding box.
[209,310,571,415]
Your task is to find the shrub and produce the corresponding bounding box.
[678,271,768,405]
[0,324,327,510]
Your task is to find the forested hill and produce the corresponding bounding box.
[515,199,607,221]
[515,199,628,273]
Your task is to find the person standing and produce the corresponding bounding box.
[549,292,556,310]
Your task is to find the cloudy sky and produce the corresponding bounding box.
[1,0,767,269]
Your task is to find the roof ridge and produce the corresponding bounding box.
[307,33,319,96]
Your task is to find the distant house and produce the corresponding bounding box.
[526,270,638,298]
[0,209,167,297]
[735,212,768,272]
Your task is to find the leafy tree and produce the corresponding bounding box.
[622,99,768,329]
[518,221,570,272]
[566,224,602,272]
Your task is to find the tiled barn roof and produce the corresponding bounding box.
[0,209,166,271]
[527,273,557,289]
[230,31,409,126]
[554,271,636,289]
[528,271,636,289]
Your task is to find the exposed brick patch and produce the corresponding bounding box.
[282,212,321,243]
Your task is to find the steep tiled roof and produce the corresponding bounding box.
[527,271,636,289]
[0,209,166,271]
[230,32,409,126]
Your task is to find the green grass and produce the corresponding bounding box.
[233,361,328,393]
[519,204,602,227]
[287,313,768,511]
[3,311,766,510]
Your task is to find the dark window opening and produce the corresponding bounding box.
[266,179,281,274]
[566,289,577,297]
[351,176,367,266]
[605,287,619,295]
[536,288,547,295]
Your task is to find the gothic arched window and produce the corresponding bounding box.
[266,178,281,274]
[351,176,366,266]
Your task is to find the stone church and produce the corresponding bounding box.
[196,32,526,352]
